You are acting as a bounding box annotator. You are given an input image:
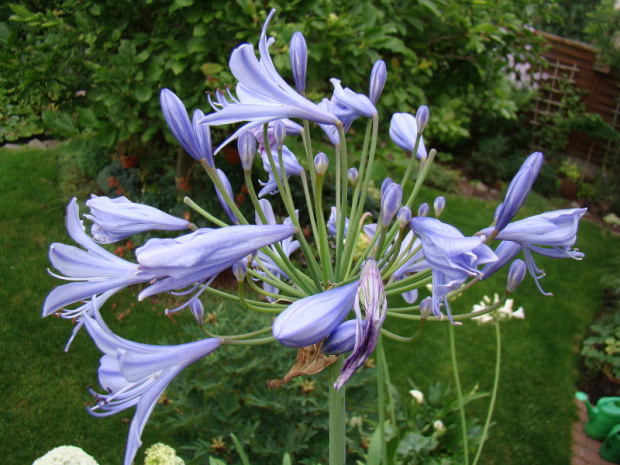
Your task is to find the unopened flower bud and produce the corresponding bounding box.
[232,260,247,282]
[506,259,526,293]
[416,105,430,133]
[238,131,256,172]
[369,59,387,105]
[420,297,432,319]
[189,298,204,326]
[434,196,446,217]
[381,177,394,197]
[347,167,359,186]
[273,282,359,348]
[397,206,412,229]
[418,203,430,217]
[314,152,329,175]
[380,183,403,226]
[290,31,308,93]
[322,319,368,355]
[273,120,286,150]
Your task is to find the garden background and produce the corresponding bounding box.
[1,1,619,464]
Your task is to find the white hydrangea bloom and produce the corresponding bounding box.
[144,443,185,465]
[33,446,99,465]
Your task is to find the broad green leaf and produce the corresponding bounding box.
[134,84,153,103]
[201,63,225,75]
[193,23,208,37]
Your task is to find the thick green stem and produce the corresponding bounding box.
[472,322,501,465]
[449,324,469,465]
[329,358,346,465]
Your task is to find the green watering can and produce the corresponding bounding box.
[576,392,620,440]
[601,424,620,463]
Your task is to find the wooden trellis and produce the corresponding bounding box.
[530,31,620,172]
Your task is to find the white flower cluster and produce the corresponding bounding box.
[472,294,525,325]
[144,443,185,465]
[33,446,99,465]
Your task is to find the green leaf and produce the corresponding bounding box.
[201,62,225,75]
[193,23,208,37]
[134,84,153,103]
[134,49,150,64]
[230,434,251,465]
[282,453,292,465]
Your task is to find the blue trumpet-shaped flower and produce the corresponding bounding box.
[410,217,497,321]
[199,10,339,133]
[83,306,221,465]
[84,195,191,243]
[43,198,157,319]
[479,208,586,294]
[389,112,427,159]
[136,224,296,300]
[214,169,239,224]
[272,282,359,348]
[335,259,387,390]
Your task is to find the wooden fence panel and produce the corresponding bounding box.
[530,31,619,172]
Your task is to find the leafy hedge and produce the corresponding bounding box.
[1,0,547,151]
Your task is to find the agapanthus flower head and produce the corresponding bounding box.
[160,89,214,166]
[410,217,497,321]
[83,305,220,465]
[290,31,307,93]
[84,195,191,244]
[329,78,377,121]
[272,281,359,348]
[369,59,387,105]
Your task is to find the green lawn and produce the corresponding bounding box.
[1,145,617,465]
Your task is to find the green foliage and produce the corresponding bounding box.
[361,383,487,465]
[1,0,547,154]
[582,311,620,380]
[533,0,601,42]
[154,306,377,465]
[586,0,620,71]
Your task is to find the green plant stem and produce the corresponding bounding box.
[450,323,469,465]
[378,338,397,423]
[329,358,346,465]
[472,321,501,465]
[377,335,388,465]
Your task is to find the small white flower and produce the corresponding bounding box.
[144,443,185,465]
[472,294,526,325]
[33,446,99,465]
[433,420,446,434]
[409,389,424,404]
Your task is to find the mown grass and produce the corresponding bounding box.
[0,146,190,464]
[1,145,617,465]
